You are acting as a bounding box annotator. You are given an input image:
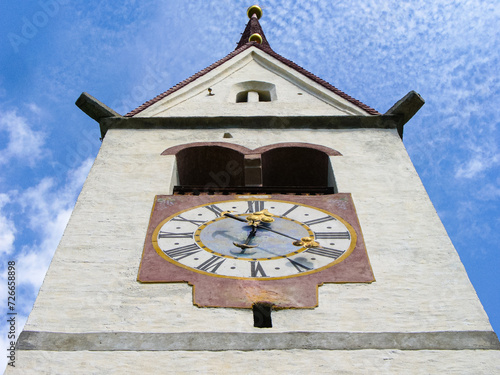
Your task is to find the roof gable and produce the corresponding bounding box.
[126,13,379,117]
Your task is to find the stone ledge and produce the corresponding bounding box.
[18,330,500,351]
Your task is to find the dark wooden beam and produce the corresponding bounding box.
[75,92,121,122]
[384,91,425,139]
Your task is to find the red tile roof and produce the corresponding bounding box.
[125,16,379,117]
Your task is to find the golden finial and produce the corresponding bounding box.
[247,5,263,19]
[249,33,263,44]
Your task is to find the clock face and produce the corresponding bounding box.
[152,199,357,279]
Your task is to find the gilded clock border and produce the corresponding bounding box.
[150,198,358,280]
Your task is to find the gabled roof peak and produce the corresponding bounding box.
[124,5,381,117]
[236,5,271,50]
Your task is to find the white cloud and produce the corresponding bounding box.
[455,159,486,179]
[455,153,500,179]
[477,180,500,201]
[0,110,45,166]
[0,194,16,256]
[26,102,43,116]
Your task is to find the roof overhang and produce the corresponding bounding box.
[77,90,424,140]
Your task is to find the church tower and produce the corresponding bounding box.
[10,5,500,373]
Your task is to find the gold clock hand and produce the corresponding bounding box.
[222,211,317,244]
[232,226,258,254]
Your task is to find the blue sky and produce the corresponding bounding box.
[1,0,498,370]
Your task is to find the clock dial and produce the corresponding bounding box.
[152,199,357,279]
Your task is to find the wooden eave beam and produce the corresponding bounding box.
[76,92,122,138]
[384,91,425,139]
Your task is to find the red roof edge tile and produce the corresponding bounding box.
[125,43,380,117]
[257,44,380,115]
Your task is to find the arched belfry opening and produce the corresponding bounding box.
[261,147,330,188]
[163,142,340,194]
[174,145,245,188]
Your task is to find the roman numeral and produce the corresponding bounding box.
[314,231,350,240]
[205,205,223,217]
[250,261,268,277]
[287,258,312,273]
[170,216,205,226]
[306,247,344,259]
[164,244,201,261]
[246,201,265,213]
[304,216,334,226]
[158,231,194,239]
[281,205,299,217]
[196,256,225,274]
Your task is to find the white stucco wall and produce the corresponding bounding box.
[22,127,492,334]
[10,349,500,375]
